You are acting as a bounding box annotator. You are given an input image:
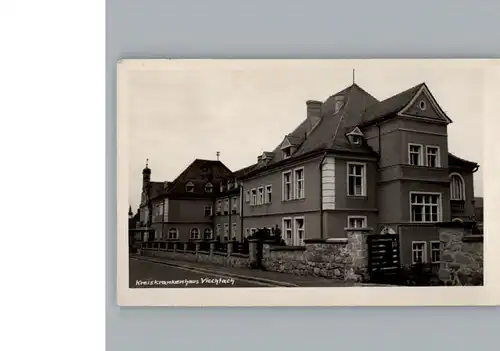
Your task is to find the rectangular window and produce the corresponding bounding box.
[216,224,221,236]
[250,189,257,206]
[283,148,291,159]
[410,193,441,223]
[257,187,264,205]
[204,205,212,216]
[231,223,237,238]
[216,200,222,214]
[294,167,305,199]
[232,197,238,213]
[282,218,293,245]
[245,190,250,203]
[347,216,366,228]
[282,171,292,201]
[426,146,440,167]
[430,241,440,263]
[265,185,272,204]
[408,144,423,166]
[347,163,366,196]
[224,223,229,237]
[223,198,229,214]
[412,241,427,264]
[293,217,305,246]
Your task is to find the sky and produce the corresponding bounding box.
[124,60,485,211]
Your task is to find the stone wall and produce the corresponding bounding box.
[261,228,372,282]
[438,222,484,286]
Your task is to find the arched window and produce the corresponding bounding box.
[452,218,464,224]
[450,173,465,200]
[168,228,178,240]
[204,228,213,240]
[190,228,200,239]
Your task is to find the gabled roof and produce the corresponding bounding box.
[361,83,424,125]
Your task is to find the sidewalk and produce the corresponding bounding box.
[130,254,362,287]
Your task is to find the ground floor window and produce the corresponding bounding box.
[293,217,305,246]
[168,228,179,240]
[282,218,293,245]
[412,241,427,264]
[430,241,440,263]
[204,228,213,240]
[190,228,200,239]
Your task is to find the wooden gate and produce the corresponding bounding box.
[367,234,400,283]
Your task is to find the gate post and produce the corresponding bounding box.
[345,227,372,281]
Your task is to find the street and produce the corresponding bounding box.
[129,257,270,288]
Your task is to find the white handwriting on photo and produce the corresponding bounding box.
[135,277,236,287]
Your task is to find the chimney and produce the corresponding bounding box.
[306,100,322,130]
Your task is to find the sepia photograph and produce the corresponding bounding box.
[116,59,494,306]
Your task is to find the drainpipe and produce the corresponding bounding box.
[319,151,328,240]
[227,183,231,242]
[239,181,244,242]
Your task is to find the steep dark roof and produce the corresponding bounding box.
[360,83,424,125]
[234,163,259,179]
[165,159,234,196]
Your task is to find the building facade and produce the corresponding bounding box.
[131,82,479,266]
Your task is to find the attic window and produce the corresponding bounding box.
[419,100,427,111]
[351,135,362,145]
[204,182,213,193]
[282,147,292,159]
[185,181,195,193]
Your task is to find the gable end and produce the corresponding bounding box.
[397,84,453,124]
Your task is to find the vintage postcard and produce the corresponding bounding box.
[116,59,500,306]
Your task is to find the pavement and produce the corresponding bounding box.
[130,254,362,288]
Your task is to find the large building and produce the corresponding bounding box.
[132,82,479,265]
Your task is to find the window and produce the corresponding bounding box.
[216,224,221,237]
[419,100,427,110]
[190,228,200,240]
[408,144,423,166]
[294,217,305,246]
[216,200,222,214]
[204,205,212,217]
[257,187,264,205]
[204,182,213,192]
[265,185,272,204]
[283,147,291,159]
[412,241,427,264]
[185,181,195,192]
[347,216,366,228]
[347,163,366,196]
[232,197,238,213]
[294,167,305,199]
[410,193,441,223]
[450,173,465,200]
[426,146,440,167]
[430,241,440,263]
[223,198,229,214]
[282,218,292,245]
[224,223,229,238]
[282,171,292,201]
[250,189,257,206]
[231,223,237,238]
[204,228,213,240]
[168,228,179,240]
[245,190,250,203]
[250,228,257,235]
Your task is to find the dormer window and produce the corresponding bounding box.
[204,182,213,193]
[282,147,292,159]
[333,96,345,114]
[185,181,195,192]
[346,126,364,146]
